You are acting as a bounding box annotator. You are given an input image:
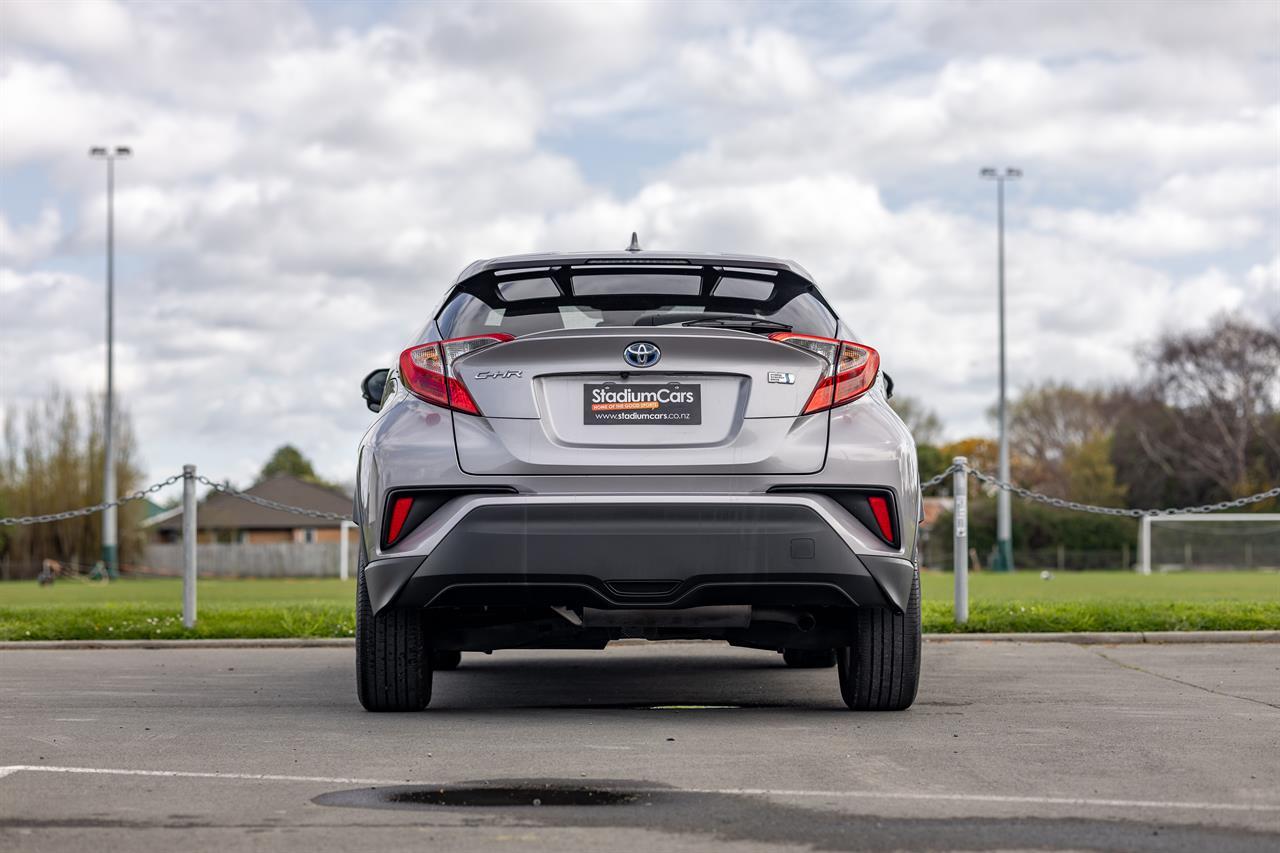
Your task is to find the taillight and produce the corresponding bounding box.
[398,334,514,415]
[768,333,880,414]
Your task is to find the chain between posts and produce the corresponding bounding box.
[963,468,1280,517]
[2,467,1277,527]
[0,474,183,526]
[919,462,1279,516]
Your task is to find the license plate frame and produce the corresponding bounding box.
[583,383,702,425]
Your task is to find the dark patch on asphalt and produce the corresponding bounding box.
[312,779,1280,852]
[314,779,656,811]
[384,785,638,807]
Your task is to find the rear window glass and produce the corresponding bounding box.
[437,268,837,339]
[496,278,558,300]
[713,277,774,300]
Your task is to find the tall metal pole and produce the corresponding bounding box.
[995,175,1012,573]
[103,156,117,578]
[90,146,130,578]
[981,167,1019,573]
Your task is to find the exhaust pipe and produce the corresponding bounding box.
[752,608,816,631]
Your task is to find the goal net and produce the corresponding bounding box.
[1140,514,1280,573]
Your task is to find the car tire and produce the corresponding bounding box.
[837,571,921,711]
[356,546,432,711]
[782,648,837,668]
[431,650,462,671]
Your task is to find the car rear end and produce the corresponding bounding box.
[355,252,921,712]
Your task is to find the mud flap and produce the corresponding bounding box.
[364,556,426,613]
[857,554,917,613]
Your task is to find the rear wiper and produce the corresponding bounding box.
[682,316,792,332]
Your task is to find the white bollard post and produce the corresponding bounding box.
[182,464,197,629]
[952,456,969,625]
[1139,515,1152,575]
[339,520,354,581]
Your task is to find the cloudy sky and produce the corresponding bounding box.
[1,0,1277,493]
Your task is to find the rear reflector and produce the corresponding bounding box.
[766,486,900,549]
[399,334,513,415]
[868,495,894,542]
[381,486,519,550]
[386,496,414,545]
[768,333,880,414]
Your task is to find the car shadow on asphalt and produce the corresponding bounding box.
[421,652,853,712]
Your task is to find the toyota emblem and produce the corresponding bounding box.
[623,341,661,368]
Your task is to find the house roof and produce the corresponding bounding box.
[143,475,352,531]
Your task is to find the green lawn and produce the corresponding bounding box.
[918,570,1280,604]
[0,572,1276,640]
[1,577,356,608]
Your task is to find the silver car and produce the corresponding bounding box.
[355,247,921,711]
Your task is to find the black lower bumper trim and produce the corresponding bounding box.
[365,501,914,613]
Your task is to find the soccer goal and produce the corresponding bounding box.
[1138,514,1280,574]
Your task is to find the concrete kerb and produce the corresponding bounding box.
[1,631,1278,650]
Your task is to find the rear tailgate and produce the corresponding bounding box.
[451,327,829,475]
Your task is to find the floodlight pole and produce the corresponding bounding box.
[89,146,131,578]
[981,167,1020,573]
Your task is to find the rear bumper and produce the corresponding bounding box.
[364,497,915,615]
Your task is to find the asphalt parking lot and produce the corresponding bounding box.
[1,641,1277,852]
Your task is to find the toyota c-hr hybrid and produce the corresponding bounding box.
[355,246,921,712]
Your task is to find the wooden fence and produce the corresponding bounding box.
[142,541,360,578]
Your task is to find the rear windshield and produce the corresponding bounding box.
[437,267,838,339]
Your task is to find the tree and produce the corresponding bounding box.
[1132,314,1280,501]
[0,391,145,578]
[1064,435,1126,507]
[257,444,318,484]
[916,443,950,483]
[1008,382,1118,498]
[940,437,998,475]
[890,396,945,445]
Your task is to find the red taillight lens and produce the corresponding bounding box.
[386,496,414,545]
[769,333,880,414]
[867,495,894,543]
[398,334,513,415]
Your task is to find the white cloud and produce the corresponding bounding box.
[0,207,61,266]
[0,0,1276,484]
[3,0,135,57]
[678,28,825,105]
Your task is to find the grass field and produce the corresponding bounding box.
[1,572,1277,640]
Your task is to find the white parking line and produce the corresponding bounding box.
[1,765,1277,813]
[684,787,1280,813]
[0,765,409,786]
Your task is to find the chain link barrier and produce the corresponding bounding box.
[920,467,955,491]
[922,462,1280,517]
[0,474,183,526]
[2,465,1276,527]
